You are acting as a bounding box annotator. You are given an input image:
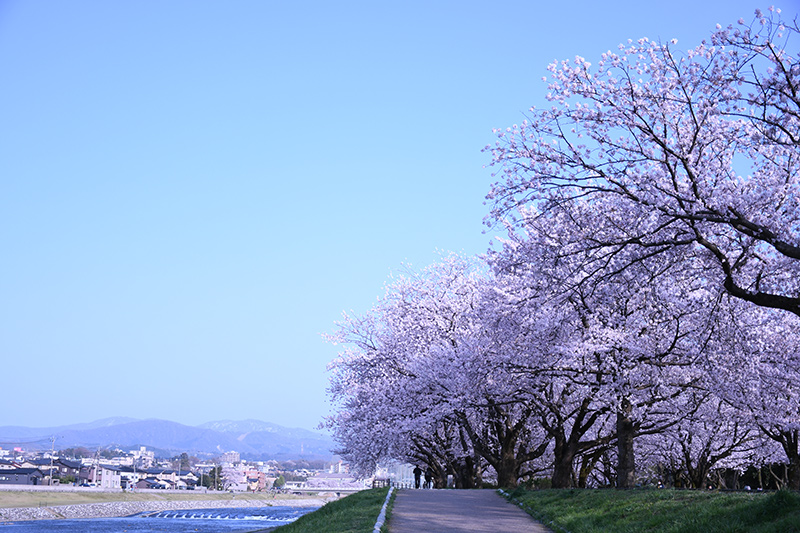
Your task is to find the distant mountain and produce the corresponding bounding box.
[199,419,326,439]
[0,417,142,444]
[0,418,336,460]
[198,419,284,434]
[59,417,142,431]
[198,419,334,458]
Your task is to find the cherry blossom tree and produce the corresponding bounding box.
[324,304,473,479]
[325,254,551,487]
[639,393,767,488]
[704,301,800,489]
[490,203,724,488]
[405,416,480,489]
[452,342,551,489]
[326,247,798,488]
[485,8,800,317]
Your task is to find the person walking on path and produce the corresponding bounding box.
[387,489,552,533]
[424,467,434,489]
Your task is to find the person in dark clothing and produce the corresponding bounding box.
[424,467,434,489]
[413,466,422,489]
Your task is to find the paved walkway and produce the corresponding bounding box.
[387,489,552,533]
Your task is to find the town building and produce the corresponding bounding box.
[0,459,20,470]
[80,464,122,489]
[130,446,155,468]
[219,451,240,464]
[0,468,44,486]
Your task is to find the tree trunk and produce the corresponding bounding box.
[454,456,477,489]
[601,451,616,487]
[474,452,484,488]
[684,445,711,489]
[789,462,800,491]
[577,448,605,488]
[430,463,446,489]
[763,427,800,490]
[495,449,520,488]
[453,426,477,489]
[616,401,636,488]
[782,430,800,490]
[551,436,576,488]
[688,462,711,489]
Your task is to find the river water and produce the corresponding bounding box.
[0,506,316,532]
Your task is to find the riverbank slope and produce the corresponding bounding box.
[0,490,328,522]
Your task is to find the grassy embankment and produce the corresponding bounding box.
[272,487,393,533]
[0,490,312,508]
[504,488,800,533]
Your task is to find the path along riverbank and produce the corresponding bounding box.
[387,489,552,533]
[0,496,327,522]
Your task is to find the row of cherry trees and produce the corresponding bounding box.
[325,9,799,489]
[326,252,797,488]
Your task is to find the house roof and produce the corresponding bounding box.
[56,459,82,469]
[82,464,124,473]
[1,468,44,476]
[142,468,175,475]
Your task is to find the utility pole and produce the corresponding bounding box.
[93,449,99,487]
[49,436,57,486]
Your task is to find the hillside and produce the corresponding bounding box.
[0,418,335,460]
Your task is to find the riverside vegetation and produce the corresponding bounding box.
[262,487,800,532]
[0,490,309,508]
[5,487,799,531]
[0,487,392,532]
[503,488,800,533]
[272,487,392,533]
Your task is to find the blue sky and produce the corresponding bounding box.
[0,0,788,434]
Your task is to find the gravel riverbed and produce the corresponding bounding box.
[0,497,326,522]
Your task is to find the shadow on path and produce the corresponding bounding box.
[387,489,552,533]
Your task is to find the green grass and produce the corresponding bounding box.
[271,487,391,533]
[378,488,396,533]
[0,489,314,508]
[502,488,800,533]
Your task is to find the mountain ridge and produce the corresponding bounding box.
[0,418,335,460]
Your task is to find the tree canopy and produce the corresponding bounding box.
[486,8,799,316]
[326,9,800,490]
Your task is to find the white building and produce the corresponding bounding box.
[130,446,155,468]
[219,451,240,465]
[85,465,122,489]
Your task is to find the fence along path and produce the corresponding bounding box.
[387,489,552,533]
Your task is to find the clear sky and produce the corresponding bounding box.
[1,0,790,432]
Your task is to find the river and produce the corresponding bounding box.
[0,505,317,532]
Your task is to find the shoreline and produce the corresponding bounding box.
[0,496,328,522]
